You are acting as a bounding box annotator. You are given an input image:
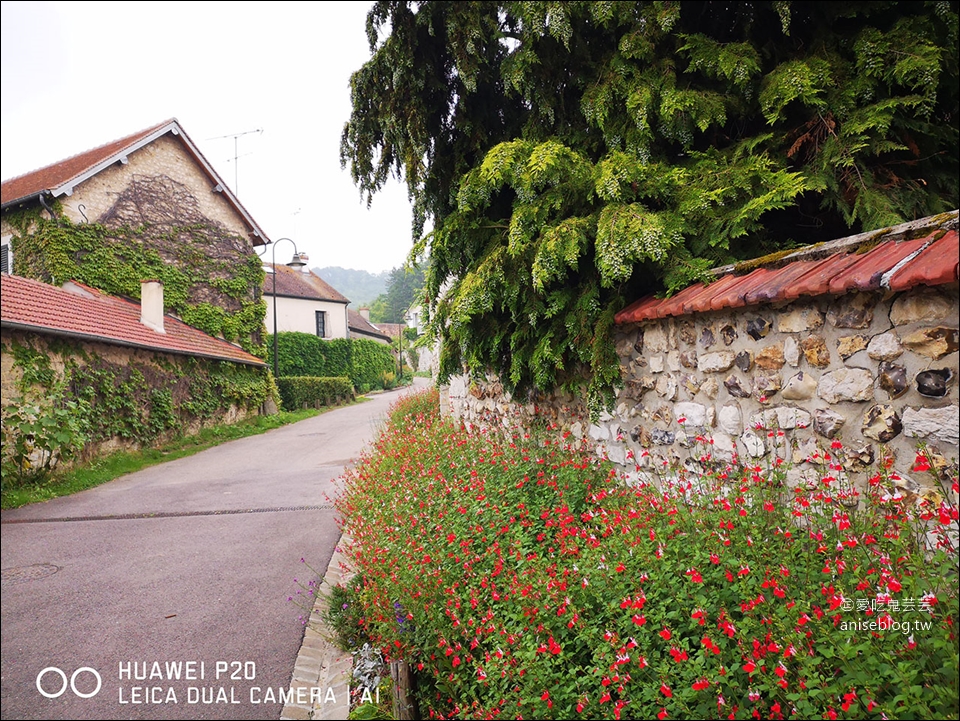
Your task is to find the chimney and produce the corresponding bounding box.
[359,307,370,321]
[298,252,310,272]
[140,280,165,333]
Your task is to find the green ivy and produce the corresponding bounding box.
[2,334,273,462]
[7,213,266,356]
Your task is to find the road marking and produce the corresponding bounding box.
[1,505,335,524]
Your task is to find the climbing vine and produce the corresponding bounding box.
[1,333,273,484]
[6,175,267,356]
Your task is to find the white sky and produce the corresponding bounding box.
[1,0,418,274]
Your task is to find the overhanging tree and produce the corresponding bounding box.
[341,1,959,408]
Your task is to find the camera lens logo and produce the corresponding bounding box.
[36,667,102,699]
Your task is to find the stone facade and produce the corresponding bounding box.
[2,126,266,350]
[0,134,256,245]
[445,284,959,491]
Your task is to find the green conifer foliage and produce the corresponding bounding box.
[341,1,958,405]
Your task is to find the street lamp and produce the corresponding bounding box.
[258,237,306,379]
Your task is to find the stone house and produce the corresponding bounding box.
[0,118,270,353]
[446,211,959,492]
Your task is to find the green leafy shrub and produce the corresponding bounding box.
[8,211,266,356]
[1,398,87,486]
[3,336,273,464]
[337,390,959,720]
[275,377,354,410]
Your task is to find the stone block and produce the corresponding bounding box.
[902,405,960,446]
[674,402,707,427]
[718,403,742,435]
[782,371,817,400]
[818,368,875,403]
[777,307,824,333]
[867,332,903,361]
[700,351,736,373]
[901,327,959,360]
[890,289,956,326]
[861,404,902,443]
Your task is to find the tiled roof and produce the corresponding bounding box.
[0,118,269,246]
[616,212,959,325]
[375,322,407,339]
[1,274,265,366]
[262,264,350,304]
[348,309,392,342]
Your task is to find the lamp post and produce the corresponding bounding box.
[258,237,306,380]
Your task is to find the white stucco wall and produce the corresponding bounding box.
[265,295,349,339]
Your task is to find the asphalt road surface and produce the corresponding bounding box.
[1,380,429,720]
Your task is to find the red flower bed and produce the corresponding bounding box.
[336,389,959,719]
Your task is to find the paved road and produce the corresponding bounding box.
[1,381,428,720]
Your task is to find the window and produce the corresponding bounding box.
[0,243,10,274]
[315,310,326,338]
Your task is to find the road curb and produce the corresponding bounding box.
[281,535,355,721]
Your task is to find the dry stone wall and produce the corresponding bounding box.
[445,283,959,491]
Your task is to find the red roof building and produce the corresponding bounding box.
[1,274,264,366]
[348,309,392,344]
[0,118,269,247]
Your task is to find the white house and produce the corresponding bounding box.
[262,263,350,338]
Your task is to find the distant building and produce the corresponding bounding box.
[262,263,350,339]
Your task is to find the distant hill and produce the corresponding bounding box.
[313,266,389,308]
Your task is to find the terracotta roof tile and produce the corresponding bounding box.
[1,120,172,206]
[614,212,959,325]
[262,264,350,304]
[888,230,959,291]
[710,268,780,311]
[826,237,928,294]
[375,323,407,339]
[1,274,265,366]
[779,253,864,301]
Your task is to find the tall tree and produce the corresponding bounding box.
[370,264,427,324]
[342,1,959,407]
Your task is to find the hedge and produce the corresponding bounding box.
[275,376,354,410]
[268,333,396,392]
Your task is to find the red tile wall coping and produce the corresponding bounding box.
[616,215,959,325]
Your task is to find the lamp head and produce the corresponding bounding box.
[287,252,307,268]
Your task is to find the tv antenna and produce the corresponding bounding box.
[206,128,262,196]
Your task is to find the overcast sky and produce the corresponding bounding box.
[1,0,418,274]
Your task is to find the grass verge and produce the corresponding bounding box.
[1,401,366,510]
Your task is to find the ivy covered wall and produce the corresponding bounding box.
[4,175,267,356]
[1,330,273,470]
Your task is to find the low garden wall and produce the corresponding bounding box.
[1,330,271,476]
[445,283,959,491]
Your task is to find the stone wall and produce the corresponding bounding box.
[445,283,959,490]
[1,330,261,466]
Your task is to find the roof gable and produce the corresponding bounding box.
[1,274,265,366]
[0,118,269,246]
[616,212,959,325]
[262,264,350,304]
[348,309,392,342]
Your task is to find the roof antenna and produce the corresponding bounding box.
[206,128,262,195]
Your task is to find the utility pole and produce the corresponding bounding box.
[206,128,262,195]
